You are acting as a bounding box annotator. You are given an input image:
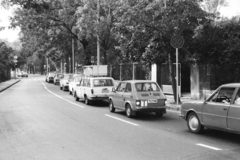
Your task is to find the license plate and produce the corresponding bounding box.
[148,99,157,103]
[102,89,109,93]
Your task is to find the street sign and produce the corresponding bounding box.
[171,35,184,106]
[171,35,184,49]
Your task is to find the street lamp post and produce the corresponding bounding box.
[13,56,18,80]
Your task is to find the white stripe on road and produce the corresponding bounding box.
[41,81,85,108]
[196,143,222,151]
[105,114,139,126]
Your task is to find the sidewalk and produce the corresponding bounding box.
[0,78,21,93]
[165,93,202,111]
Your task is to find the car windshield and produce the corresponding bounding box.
[93,79,114,87]
[135,82,160,92]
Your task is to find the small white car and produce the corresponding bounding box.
[69,74,83,95]
[59,74,73,91]
[74,76,114,105]
[45,72,55,83]
[53,73,63,85]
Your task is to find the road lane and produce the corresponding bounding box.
[0,75,240,160]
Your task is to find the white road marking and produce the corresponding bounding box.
[196,143,222,151]
[41,81,85,108]
[105,114,139,126]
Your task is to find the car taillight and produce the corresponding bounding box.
[91,89,94,94]
[136,100,147,107]
[136,100,141,106]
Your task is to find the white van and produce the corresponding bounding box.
[74,76,114,105]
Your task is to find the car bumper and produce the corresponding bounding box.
[179,113,186,120]
[88,96,109,101]
[135,107,166,113]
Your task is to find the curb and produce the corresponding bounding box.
[0,79,21,93]
[166,105,181,112]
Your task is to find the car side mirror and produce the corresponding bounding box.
[112,87,116,92]
[77,83,80,86]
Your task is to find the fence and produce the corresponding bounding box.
[109,63,151,81]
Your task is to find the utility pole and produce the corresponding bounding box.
[97,0,100,75]
[72,38,75,74]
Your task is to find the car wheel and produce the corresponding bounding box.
[69,90,72,95]
[60,85,62,90]
[84,95,90,105]
[109,100,115,112]
[155,112,163,117]
[75,92,79,101]
[187,112,204,134]
[126,104,135,118]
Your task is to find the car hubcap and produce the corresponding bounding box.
[189,116,199,131]
[110,103,112,110]
[127,107,130,116]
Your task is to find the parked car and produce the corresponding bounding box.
[53,73,64,85]
[46,72,55,83]
[74,76,114,105]
[69,74,82,95]
[180,83,240,134]
[17,71,22,77]
[109,80,167,118]
[22,71,28,77]
[59,74,73,91]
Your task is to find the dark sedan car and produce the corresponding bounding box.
[180,83,240,134]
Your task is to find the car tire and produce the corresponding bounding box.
[187,112,204,134]
[109,100,115,112]
[75,92,79,101]
[126,104,135,118]
[60,85,62,90]
[69,90,72,95]
[155,112,163,117]
[84,95,90,105]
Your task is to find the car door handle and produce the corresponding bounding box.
[223,108,227,110]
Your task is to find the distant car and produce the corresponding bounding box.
[59,74,73,91]
[45,72,55,83]
[22,71,28,77]
[69,74,82,95]
[53,73,63,85]
[74,76,115,105]
[17,71,22,77]
[109,80,167,118]
[180,83,240,134]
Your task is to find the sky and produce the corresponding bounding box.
[0,0,239,43]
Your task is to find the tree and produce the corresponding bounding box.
[113,0,212,103]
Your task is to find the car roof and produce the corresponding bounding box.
[221,83,240,87]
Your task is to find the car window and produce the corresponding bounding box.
[234,89,240,105]
[116,83,126,92]
[87,79,90,87]
[125,83,132,92]
[135,83,160,92]
[93,79,114,87]
[208,87,235,104]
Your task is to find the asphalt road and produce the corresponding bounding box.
[0,75,240,160]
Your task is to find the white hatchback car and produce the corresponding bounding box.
[74,76,114,105]
[59,74,73,91]
[69,74,82,95]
